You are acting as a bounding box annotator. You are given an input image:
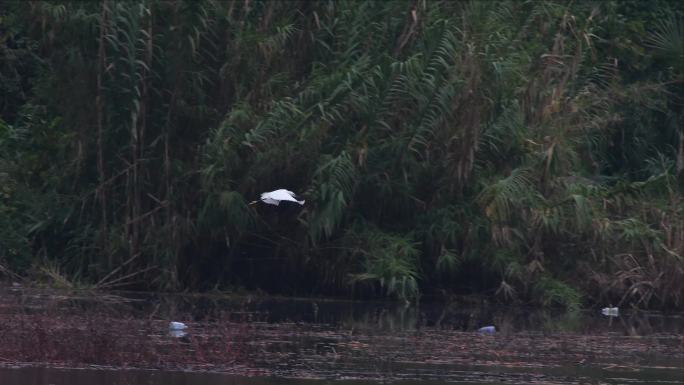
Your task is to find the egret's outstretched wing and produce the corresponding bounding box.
[261,189,305,205]
[260,191,281,205]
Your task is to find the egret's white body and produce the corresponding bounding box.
[169,321,187,330]
[601,307,619,316]
[253,189,305,206]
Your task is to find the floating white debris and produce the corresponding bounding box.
[601,307,619,316]
[169,321,187,330]
[478,326,496,334]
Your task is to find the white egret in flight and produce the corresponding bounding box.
[250,189,305,206]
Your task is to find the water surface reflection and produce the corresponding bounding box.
[0,287,682,385]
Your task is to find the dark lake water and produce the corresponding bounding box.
[0,287,682,384]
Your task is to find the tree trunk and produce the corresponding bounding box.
[677,125,683,189]
[97,0,109,268]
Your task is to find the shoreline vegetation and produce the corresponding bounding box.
[1,1,683,309]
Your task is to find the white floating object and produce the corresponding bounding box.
[478,326,496,334]
[169,321,187,330]
[601,307,619,316]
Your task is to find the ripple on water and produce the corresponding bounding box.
[0,287,682,385]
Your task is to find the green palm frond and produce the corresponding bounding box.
[477,168,537,223]
[349,225,420,301]
[307,151,356,242]
[646,14,684,73]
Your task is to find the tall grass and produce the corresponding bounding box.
[0,0,682,307]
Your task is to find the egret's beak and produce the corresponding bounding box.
[248,200,258,206]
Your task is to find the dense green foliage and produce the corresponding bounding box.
[1,0,682,308]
